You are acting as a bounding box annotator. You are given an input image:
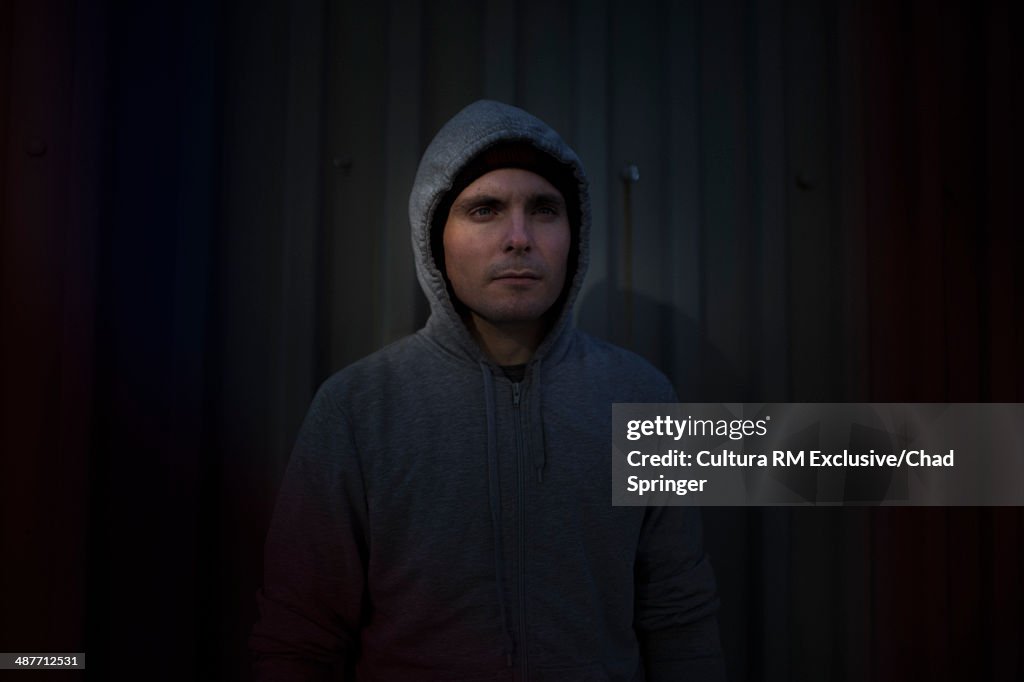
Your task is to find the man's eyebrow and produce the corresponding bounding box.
[452,191,566,212]
[453,194,504,211]
[530,192,566,206]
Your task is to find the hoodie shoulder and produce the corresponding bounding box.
[316,333,436,403]
[564,329,679,403]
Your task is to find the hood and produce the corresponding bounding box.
[408,99,591,364]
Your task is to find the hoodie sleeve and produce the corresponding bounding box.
[633,378,726,681]
[249,380,369,681]
[634,505,726,681]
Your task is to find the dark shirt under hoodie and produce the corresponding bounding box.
[250,100,724,681]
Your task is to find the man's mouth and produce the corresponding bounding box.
[494,270,541,281]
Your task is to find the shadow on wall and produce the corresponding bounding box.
[577,280,747,403]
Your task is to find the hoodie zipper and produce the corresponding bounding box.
[512,381,528,681]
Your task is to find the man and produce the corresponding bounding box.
[250,100,723,681]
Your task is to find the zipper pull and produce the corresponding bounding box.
[512,382,521,406]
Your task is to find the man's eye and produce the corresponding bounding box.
[536,205,559,216]
[470,206,495,217]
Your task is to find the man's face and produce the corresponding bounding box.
[443,168,571,328]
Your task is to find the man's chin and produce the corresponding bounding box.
[471,304,560,328]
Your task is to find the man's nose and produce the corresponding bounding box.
[503,209,532,252]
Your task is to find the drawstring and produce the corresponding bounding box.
[480,361,516,666]
[529,360,547,482]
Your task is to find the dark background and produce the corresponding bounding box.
[1,0,1022,680]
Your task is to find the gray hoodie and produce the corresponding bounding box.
[251,100,723,681]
